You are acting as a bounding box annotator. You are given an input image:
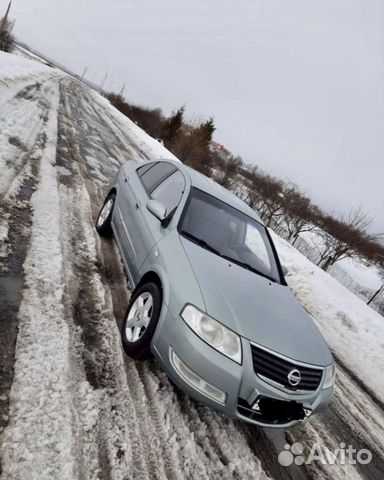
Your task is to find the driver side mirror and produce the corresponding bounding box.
[282,265,289,276]
[146,199,167,222]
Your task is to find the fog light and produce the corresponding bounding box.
[171,349,227,405]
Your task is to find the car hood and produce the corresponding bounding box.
[180,237,333,366]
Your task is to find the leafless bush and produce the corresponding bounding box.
[107,92,216,176]
[0,9,14,52]
[107,93,164,138]
[214,155,243,189]
[279,186,321,244]
[316,208,375,271]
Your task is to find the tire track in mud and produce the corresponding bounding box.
[0,158,39,434]
[0,77,55,438]
[55,80,163,480]
[0,80,54,199]
[320,370,384,480]
[57,77,200,480]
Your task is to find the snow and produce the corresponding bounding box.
[0,51,50,108]
[336,257,382,291]
[55,165,71,176]
[272,231,384,402]
[0,51,49,80]
[299,229,383,292]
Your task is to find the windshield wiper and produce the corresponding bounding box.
[219,255,277,283]
[181,231,277,283]
[180,231,222,255]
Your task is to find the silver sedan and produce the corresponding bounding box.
[96,159,335,427]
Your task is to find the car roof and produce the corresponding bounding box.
[157,159,264,224]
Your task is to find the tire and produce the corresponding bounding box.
[96,193,115,237]
[121,282,162,358]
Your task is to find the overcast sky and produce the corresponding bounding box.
[8,0,384,234]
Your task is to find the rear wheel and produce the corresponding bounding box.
[96,193,115,237]
[121,282,162,358]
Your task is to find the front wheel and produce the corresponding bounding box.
[96,193,115,237]
[121,282,162,358]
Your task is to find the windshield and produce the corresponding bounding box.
[179,188,282,283]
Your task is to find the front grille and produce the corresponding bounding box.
[251,344,323,391]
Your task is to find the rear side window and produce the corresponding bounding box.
[137,163,155,177]
[151,170,185,214]
[140,162,176,193]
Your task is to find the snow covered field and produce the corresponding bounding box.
[0,51,384,480]
[296,229,384,314]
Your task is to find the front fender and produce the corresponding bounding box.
[138,231,206,319]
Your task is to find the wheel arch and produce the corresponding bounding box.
[107,186,117,198]
[135,271,164,300]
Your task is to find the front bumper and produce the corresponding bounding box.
[151,303,334,428]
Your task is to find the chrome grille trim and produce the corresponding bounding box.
[250,341,324,393]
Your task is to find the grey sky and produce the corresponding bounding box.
[9,0,384,234]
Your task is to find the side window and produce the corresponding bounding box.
[137,162,156,177]
[140,162,176,193]
[151,170,185,214]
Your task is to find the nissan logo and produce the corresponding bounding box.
[287,369,301,386]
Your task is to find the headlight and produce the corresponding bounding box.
[181,305,242,364]
[323,363,336,389]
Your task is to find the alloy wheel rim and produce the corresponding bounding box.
[125,292,153,343]
[97,198,113,227]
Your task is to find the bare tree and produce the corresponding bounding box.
[216,155,243,189]
[0,1,14,53]
[279,186,321,243]
[243,170,285,226]
[317,208,373,271]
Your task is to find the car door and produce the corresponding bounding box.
[121,161,185,282]
[114,164,150,280]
